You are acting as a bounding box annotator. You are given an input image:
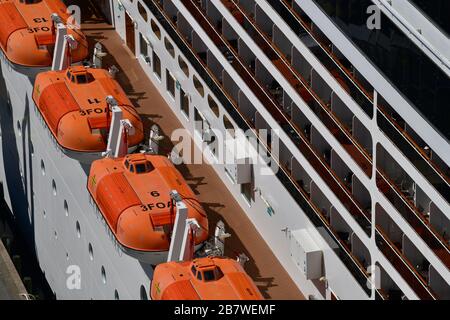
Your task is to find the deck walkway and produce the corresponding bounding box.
[80,6,304,300]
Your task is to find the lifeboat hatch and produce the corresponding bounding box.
[124,155,155,174]
[66,67,93,84]
[191,262,224,282]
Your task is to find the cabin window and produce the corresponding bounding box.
[193,75,204,97]
[135,163,147,174]
[203,270,215,282]
[150,19,161,40]
[166,70,175,98]
[139,33,150,63]
[153,51,161,80]
[164,37,175,58]
[178,56,189,77]
[146,161,155,172]
[76,74,88,84]
[130,165,135,173]
[208,95,220,118]
[138,2,148,21]
[197,271,202,281]
[215,267,224,280]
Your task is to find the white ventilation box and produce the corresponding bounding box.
[290,229,323,280]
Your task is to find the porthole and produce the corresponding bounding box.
[54,230,58,240]
[52,180,57,196]
[101,266,106,284]
[88,243,93,261]
[64,200,69,217]
[114,290,120,300]
[43,210,46,219]
[76,221,81,238]
[66,252,69,261]
[41,160,45,176]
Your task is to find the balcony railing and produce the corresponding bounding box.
[375,230,436,300]
[221,0,373,178]
[143,0,379,298]
[269,0,450,203]
[183,0,373,233]
[150,1,446,298]
[376,171,450,268]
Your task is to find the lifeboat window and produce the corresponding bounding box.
[146,161,155,172]
[135,163,147,174]
[215,267,224,280]
[191,265,197,276]
[76,75,88,84]
[66,71,71,80]
[130,165,135,173]
[124,160,130,169]
[203,270,216,282]
[196,271,202,281]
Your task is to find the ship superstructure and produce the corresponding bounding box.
[95,0,450,300]
[0,0,265,300]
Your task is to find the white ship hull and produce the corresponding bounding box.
[0,51,163,300]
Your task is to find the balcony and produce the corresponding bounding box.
[268,0,450,203]
[144,0,379,297]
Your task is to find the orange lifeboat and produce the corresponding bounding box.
[87,153,209,260]
[32,66,144,154]
[0,0,88,67]
[151,257,264,300]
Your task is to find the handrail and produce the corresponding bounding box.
[141,0,445,299]
[272,0,450,201]
[183,0,450,291]
[375,229,436,300]
[222,0,373,178]
[183,0,376,233]
[143,0,378,298]
[376,171,450,266]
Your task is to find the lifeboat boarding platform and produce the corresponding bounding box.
[80,6,303,300]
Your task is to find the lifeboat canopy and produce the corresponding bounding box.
[151,257,264,300]
[0,0,88,67]
[88,153,209,252]
[32,66,144,153]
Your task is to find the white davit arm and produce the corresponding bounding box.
[167,190,200,262]
[103,96,135,158]
[51,14,78,71]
